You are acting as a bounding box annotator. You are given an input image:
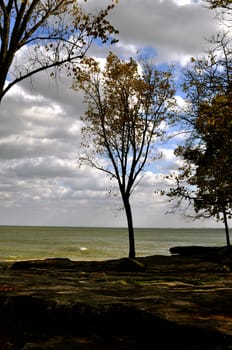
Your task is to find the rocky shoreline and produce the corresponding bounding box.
[0,247,232,349]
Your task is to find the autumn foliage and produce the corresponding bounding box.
[168,34,232,245]
[0,0,118,101]
[73,52,175,258]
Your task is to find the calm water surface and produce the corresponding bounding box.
[0,226,228,262]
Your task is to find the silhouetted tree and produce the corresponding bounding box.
[0,0,118,102]
[73,52,175,258]
[168,34,232,245]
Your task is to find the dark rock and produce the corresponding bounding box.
[170,245,232,260]
[117,258,145,272]
[11,258,75,270]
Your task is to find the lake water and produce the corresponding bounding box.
[0,226,228,262]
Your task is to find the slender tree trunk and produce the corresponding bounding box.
[0,66,10,103]
[0,78,5,103]
[123,195,136,259]
[223,210,230,247]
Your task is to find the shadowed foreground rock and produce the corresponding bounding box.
[170,245,232,259]
[0,249,232,349]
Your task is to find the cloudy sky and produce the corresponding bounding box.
[0,0,224,228]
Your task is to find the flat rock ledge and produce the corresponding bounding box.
[0,248,232,349]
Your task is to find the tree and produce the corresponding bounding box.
[168,34,232,246]
[0,0,118,102]
[204,0,232,27]
[205,0,232,9]
[73,52,175,259]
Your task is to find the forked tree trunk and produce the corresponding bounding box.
[123,195,136,259]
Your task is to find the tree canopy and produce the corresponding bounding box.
[0,0,118,102]
[205,0,232,9]
[168,34,232,244]
[205,0,232,27]
[73,52,175,258]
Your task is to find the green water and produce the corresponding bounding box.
[0,226,228,262]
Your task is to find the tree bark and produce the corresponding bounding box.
[0,69,8,103]
[223,209,230,247]
[123,195,136,259]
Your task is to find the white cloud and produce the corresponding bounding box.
[172,0,193,6]
[107,0,219,64]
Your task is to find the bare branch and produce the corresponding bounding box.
[0,0,118,102]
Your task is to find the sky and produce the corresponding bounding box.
[0,0,225,228]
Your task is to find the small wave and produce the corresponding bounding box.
[79,247,88,252]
